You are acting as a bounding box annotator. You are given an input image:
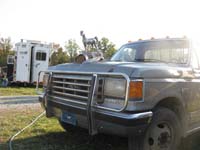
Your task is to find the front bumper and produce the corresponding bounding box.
[39,95,152,137]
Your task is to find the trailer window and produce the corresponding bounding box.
[36,52,46,61]
[7,56,15,64]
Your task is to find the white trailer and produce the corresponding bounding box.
[14,39,51,84]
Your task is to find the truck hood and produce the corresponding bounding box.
[48,61,191,78]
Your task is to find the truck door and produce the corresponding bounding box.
[32,47,49,83]
[15,44,30,82]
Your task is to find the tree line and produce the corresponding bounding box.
[0,36,117,67]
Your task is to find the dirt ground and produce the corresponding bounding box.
[0,103,41,113]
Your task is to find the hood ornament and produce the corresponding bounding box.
[75,31,104,64]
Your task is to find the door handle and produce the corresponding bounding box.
[35,63,40,68]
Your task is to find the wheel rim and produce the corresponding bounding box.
[145,122,173,150]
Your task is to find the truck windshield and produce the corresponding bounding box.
[111,39,189,64]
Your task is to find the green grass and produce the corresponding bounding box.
[0,87,37,96]
[1,104,200,150]
[0,104,127,150]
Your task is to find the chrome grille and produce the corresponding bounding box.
[49,73,93,104]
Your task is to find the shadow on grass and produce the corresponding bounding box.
[3,128,200,150]
[8,129,127,150]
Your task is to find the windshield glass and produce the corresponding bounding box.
[111,39,189,64]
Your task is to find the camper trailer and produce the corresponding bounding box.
[14,39,51,84]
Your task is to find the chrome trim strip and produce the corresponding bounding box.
[95,110,153,120]
[52,91,88,100]
[52,80,91,87]
[52,85,89,93]
[47,70,128,76]
[48,95,87,106]
[53,74,92,81]
[48,98,87,110]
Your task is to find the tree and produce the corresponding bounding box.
[0,37,13,67]
[0,37,12,51]
[99,37,116,59]
[65,39,80,62]
[50,47,69,66]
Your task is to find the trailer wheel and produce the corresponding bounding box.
[128,107,181,150]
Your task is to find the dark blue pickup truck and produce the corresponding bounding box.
[38,37,200,150]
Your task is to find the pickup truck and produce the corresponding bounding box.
[38,37,200,150]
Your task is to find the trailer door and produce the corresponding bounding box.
[32,48,49,83]
[15,45,30,82]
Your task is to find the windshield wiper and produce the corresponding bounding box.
[134,59,167,63]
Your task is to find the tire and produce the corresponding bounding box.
[129,107,181,150]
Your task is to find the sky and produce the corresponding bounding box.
[0,0,200,49]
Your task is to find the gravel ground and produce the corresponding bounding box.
[0,103,41,112]
[0,96,39,104]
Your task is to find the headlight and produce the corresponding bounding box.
[43,74,49,87]
[97,78,143,111]
[104,78,126,98]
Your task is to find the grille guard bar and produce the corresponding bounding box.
[37,70,131,112]
[36,71,52,95]
[37,70,131,135]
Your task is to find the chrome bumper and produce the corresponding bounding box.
[39,94,152,136]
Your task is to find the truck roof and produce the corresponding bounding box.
[126,37,189,46]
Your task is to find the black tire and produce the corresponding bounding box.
[128,107,181,150]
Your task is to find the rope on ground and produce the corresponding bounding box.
[9,111,45,150]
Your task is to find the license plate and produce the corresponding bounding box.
[61,111,77,126]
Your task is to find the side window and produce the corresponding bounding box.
[7,56,14,64]
[36,52,46,61]
[122,48,136,61]
[144,48,189,63]
[145,49,161,60]
[41,53,46,60]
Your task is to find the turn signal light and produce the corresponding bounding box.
[129,81,143,99]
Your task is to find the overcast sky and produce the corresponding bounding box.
[0,0,200,48]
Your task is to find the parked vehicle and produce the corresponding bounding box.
[0,66,7,86]
[38,37,200,150]
[9,39,51,85]
[7,55,14,82]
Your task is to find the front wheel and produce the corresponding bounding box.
[129,107,181,150]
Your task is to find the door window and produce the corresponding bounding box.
[36,52,46,61]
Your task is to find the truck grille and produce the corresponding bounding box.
[49,73,93,104]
